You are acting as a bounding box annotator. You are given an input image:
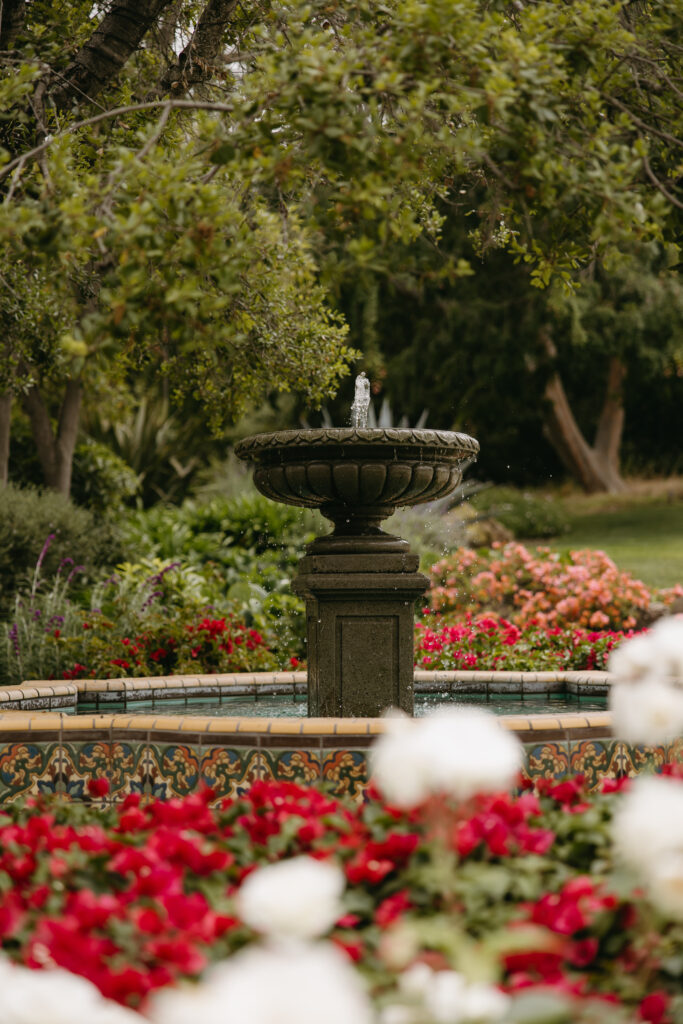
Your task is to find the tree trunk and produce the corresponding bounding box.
[0,0,26,49]
[21,379,82,495]
[0,392,11,485]
[593,355,627,484]
[159,0,239,94]
[49,0,176,111]
[539,329,626,494]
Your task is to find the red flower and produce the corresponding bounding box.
[88,777,110,798]
[640,992,671,1024]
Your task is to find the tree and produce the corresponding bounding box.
[1,1,682,495]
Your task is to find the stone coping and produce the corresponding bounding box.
[0,709,612,746]
[0,670,612,712]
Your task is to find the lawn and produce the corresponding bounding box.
[546,479,683,590]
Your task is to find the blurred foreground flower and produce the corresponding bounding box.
[146,941,373,1024]
[608,617,683,743]
[0,956,140,1024]
[370,708,522,809]
[236,855,345,940]
[612,775,683,920]
[381,961,510,1024]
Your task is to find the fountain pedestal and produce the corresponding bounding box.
[293,539,428,717]
[234,424,479,718]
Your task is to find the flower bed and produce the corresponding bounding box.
[416,614,629,671]
[2,622,683,1024]
[429,543,683,630]
[1,770,682,1023]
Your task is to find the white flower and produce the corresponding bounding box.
[608,634,656,682]
[647,851,683,921]
[395,964,509,1024]
[0,957,140,1024]
[370,709,522,809]
[610,770,683,876]
[459,984,510,1023]
[146,941,373,1024]
[236,855,345,940]
[609,617,683,683]
[609,675,683,744]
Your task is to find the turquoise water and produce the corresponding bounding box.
[75,692,607,718]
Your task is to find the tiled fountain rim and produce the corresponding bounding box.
[2,668,612,706]
[0,670,615,743]
[1,671,679,805]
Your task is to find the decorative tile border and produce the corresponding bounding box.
[0,704,679,805]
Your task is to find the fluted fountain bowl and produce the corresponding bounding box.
[234,427,479,536]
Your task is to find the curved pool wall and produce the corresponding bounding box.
[0,671,680,804]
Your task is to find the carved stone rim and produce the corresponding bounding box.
[234,427,480,458]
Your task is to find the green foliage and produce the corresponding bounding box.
[70,439,140,511]
[470,487,570,539]
[3,0,683,495]
[123,493,324,565]
[0,484,121,616]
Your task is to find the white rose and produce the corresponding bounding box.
[612,775,683,878]
[236,855,345,940]
[147,941,373,1024]
[608,634,655,682]
[647,851,683,921]
[395,964,509,1024]
[609,675,683,744]
[609,617,683,683]
[0,958,140,1024]
[371,709,521,809]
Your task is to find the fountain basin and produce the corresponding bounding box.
[234,428,479,531]
[1,672,679,805]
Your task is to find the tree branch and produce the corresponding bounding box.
[158,0,240,95]
[642,152,683,210]
[0,99,235,184]
[48,0,177,111]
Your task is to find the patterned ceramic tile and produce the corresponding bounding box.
[0,741,61,803]
[568,739,611,789]
[110,740,149,799]
[200,747,259,801]
[322,749,368,800]
[138,743,201,799]
[261,748,322,786]
[59,740,111,802]
[523,741,570,783]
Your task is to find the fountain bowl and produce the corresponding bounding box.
[234,427,479,533]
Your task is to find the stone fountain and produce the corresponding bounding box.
[234,375,479,718]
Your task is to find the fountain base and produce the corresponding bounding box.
[293,543,428,717]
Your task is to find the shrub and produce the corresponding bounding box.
[428,543,682,631]
[1,557,284,684]
[469,487,570,539]
[70,439,140,511]
[0,485,121,617]
[415,613,631,671]
[123,493,323,565]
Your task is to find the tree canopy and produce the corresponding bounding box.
[1,0,682,494]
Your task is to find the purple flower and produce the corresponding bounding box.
[142,589,164,610]
[146,562,181,586]
[36,534,56,575]
[8,623,20,657]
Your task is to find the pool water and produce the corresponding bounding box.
[76,692,607,718]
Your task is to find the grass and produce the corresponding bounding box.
[543,478,683,590]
